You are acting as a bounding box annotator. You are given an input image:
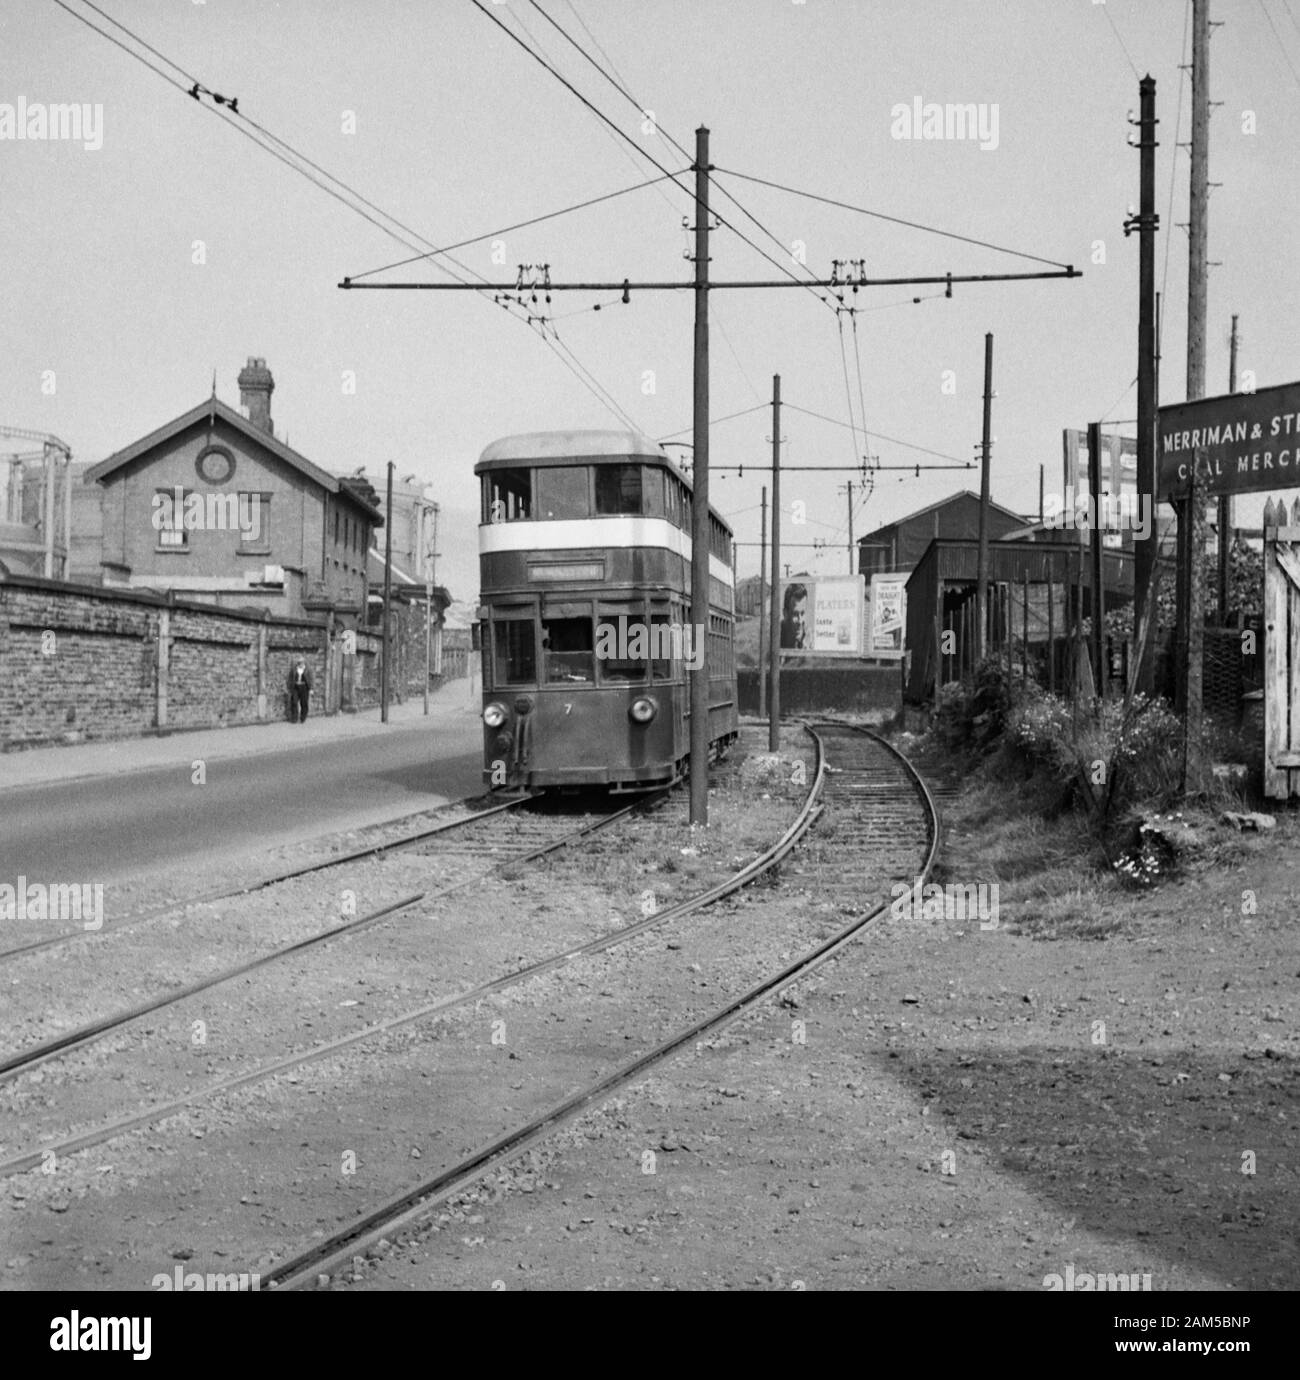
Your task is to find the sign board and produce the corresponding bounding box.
[1062,429,1140,548]
[1159,380,1300,498]
[868,572,907,659]
[777,576,864,657]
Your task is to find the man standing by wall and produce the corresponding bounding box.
[287,658,313,723]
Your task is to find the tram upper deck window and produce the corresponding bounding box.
[542,617,594,683]
[493,620,536,685]
[484,468,531,523]
[594,463,644,516]
[535,465,590,519]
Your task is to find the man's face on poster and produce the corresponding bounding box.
[790,594,807,647]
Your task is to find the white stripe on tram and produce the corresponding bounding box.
[479,516,735,588]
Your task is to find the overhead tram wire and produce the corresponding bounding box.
[470,0,837,314]
[711,167,1075,271]
[52,0,648,431]
[522,0,837,313]
[1257,0,1300,93]
[346,175,678,283]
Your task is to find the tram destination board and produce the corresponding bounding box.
[1159,379,1300,499]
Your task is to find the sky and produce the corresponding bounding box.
[4,0,1300,604]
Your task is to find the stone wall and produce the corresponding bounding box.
[0,574,367,749]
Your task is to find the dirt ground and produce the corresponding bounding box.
[5,721,1296,1292]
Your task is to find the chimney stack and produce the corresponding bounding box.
[237,357,274,435]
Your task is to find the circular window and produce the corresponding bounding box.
[196,446,235,485]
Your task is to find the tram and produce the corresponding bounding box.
[475,430,737,791]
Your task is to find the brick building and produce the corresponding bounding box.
[84,359,382,626]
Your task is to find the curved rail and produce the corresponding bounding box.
[261,724,933,1290]
[0,735,825,1177]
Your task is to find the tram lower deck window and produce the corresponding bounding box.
[542,617,594,683]
[493,620,536,685]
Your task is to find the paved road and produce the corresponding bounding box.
[0,717,482,885]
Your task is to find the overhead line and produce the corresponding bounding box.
[51,0,646,429]
[712,167,1073,270]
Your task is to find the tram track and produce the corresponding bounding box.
[259,723,937,1290]
[0,739,822,1179]
[0,794,654,1085]
[0,795,525,964]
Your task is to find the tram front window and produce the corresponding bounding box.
[535,465,590,519]
[542,617,594,683]
[594,464,643,515]
[493,620,536,685]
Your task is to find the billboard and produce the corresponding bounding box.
[1159,380,1300,498]
[1061,428,1141,549]
[778,576,864,657]
[868,572,907,659]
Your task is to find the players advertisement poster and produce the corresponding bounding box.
[777,576,865,657]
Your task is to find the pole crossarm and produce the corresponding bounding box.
[339,268,1081,292]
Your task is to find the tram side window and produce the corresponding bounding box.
[594,464,643,515]
[535,465,590,519]
[650,611,674,679]
[665,477,682,528]
[493,620,536,685]
[541,617,594,683]
[484,469,532,522]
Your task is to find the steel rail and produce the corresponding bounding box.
[261,725,933,1291]
[0,795,527,964]
[0,796,653,1085]
[0,737,825,1178]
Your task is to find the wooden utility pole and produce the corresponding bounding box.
[975,333,994,663]
[1132,74,1159,693]
[688,126,711,826]
[381,460,394,724]
[1088,421,1106,701]
[1179,0,1210,778]
[758,484,768,720]
[845,479,855,574]
[1219,312,1238,621]
[767,374,782,753]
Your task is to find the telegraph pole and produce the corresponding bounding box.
[844,479,855,574]
[767,374,782,753]
[758,484,768,720]
[688,126,711,826]
[1219,312,1238,621]
[1178,0,1210,780]
[1187,0,1210,404]
[1131,74,1159,694]
[381,459,394,724]
[1088,420,1106,701]
[975,332,993,663]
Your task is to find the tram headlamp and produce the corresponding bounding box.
[629,697,657,724]
[513,696,533,715]
[483,702,508,728]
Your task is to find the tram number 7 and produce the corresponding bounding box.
[564,703,573,715]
